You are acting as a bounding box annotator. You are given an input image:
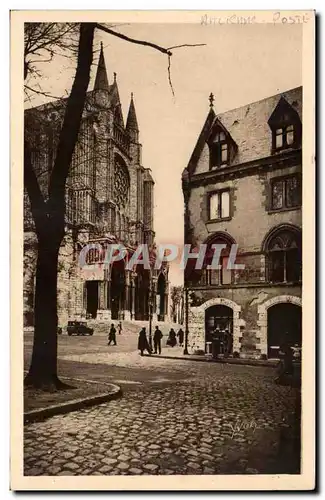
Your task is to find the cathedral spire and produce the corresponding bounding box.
[126,92,139,133]
[94,42,109,92]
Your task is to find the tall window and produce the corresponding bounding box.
[209,190,230,220]
[209,130,228,168]
[266,229,301,283]
[271,175,301,211]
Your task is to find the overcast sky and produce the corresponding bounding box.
[27,21,302,285]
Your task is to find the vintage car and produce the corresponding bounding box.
[66,321,94,336]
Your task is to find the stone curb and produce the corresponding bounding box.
[24,381,122,424]
[145,353,279,368]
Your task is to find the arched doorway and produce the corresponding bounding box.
[205,305,233,355]
[110,261,126,320]
[157,273,166,321]
[267,303,302,358]
[134,268,150,321]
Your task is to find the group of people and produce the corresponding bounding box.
[107,322,185,356]
[138,326,185,356]
[210,328,233,358]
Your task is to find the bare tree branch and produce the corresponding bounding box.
[96,23,172,56]
[167,55,175,97]
[167,43,206,50]
[24,84,66,101]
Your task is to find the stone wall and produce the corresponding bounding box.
[189,165,302,253]
[188,285,301,358]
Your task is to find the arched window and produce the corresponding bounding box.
[264,227,301,283]
[185,232,236,287]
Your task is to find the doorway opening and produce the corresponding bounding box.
[86,281,99,319]
[205,304,233,355]
[267,302,302,358]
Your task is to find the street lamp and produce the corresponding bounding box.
[148,276,157,351]
[183,285,189,355]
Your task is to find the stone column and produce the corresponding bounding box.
[257,306,268,356]
[82,282,87,317]
[130,271,137,320]
[97,281,111,321]
[188,307,205,353]
[260,254,266,282]
[164,292,169,320]
[232,310,242,353]
[124,271,131,321]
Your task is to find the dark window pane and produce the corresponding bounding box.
[286,176,300,207]
[270,251,285,282]
[210,144,220,167]
[272,180,284,209]
[286,248,301,282]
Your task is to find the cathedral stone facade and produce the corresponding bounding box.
[24,44,169,327]
[183,87,302,359]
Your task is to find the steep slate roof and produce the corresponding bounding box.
[185,86,302,177]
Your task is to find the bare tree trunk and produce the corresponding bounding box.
[24,23,96,389]
[24,233,62,388]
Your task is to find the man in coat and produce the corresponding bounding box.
[177,328,184,347]
[108,324,117,346]
[138,327,151,356]
[153,326,163,354]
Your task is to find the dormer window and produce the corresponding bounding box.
[268,96,302,154]
[209,130,228,168]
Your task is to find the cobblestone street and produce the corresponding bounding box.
[24,359,300,476]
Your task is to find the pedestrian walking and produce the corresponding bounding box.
[275,341,294,384]
[153,326,163,354]
[117,321,123,335]
[177,328,184,347]
[224,329,233,358]
[108,324,117,346]
[138,327,152,356]
[166,328,177,347]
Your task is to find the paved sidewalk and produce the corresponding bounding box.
[148,346,280,367]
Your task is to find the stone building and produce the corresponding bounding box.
[182,87,302,359]
[24,44,169,327]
